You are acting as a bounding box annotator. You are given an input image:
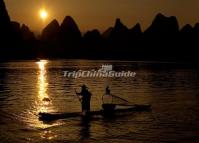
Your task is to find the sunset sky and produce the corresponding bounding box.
[5,0,199,33]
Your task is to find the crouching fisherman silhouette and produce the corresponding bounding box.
[102,86,116,113]
[105,86,111,95]
[76,85,92,116]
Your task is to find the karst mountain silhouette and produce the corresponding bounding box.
[0,0,198,61]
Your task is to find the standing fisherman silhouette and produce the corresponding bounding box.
[76,85,92,115]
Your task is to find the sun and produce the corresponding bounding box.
[39,9,48,21]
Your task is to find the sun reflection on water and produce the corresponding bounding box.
[21,60,63,132]
[37,60,49,101]
[36,60,50,112]
[29,60,62,131]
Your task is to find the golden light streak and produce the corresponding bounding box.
[36,60,49,112]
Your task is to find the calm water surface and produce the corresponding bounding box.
[0,60,199,143]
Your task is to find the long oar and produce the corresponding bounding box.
[110,94,135,106]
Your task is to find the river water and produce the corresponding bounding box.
[0,60,199,143]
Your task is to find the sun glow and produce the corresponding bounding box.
[39,9,48,21]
